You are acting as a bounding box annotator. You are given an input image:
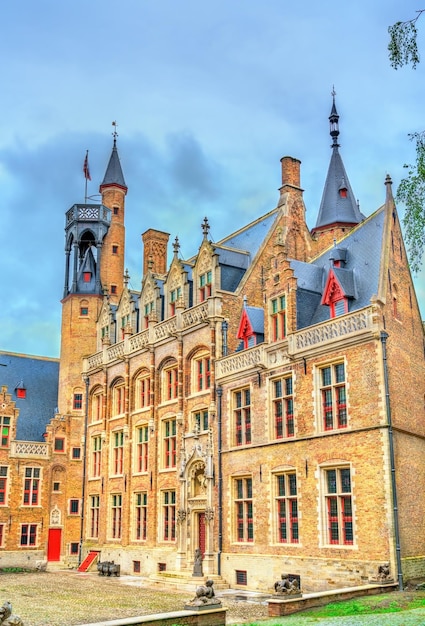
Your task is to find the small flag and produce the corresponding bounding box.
[83,151,91,181]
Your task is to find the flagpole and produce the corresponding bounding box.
[84,150,89,203]
[83,149,91,202]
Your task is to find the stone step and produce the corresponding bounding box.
[149,571,230,591]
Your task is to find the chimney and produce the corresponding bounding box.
[280,156,301,189]
[142,229,170,276]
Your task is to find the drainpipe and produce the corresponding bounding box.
[78,374,90,566]
[380,331,403,590]
[216,385,223,576]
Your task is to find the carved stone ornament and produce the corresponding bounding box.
[177,508,187,523]
[204,507,214,522]
[50,506,61,526]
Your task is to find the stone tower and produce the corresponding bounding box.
[58,138,127,414]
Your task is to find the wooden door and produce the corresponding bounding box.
[47,528,62,561]
[198,512,206,556]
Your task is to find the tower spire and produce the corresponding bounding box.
[100,122,127,193]
[329,87,340,147]
[312,91,365,237]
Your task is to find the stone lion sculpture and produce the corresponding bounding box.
[0,602,24,625]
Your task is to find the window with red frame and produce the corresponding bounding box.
[73,393,83,410]
[135,492,147,540]
[0,417,10,447]
[235,477,253,542]
[136,375,150,409]
[234,388,251,446]
[137,426,149,472]
[276,473,298,543]
[144,301,154,328]
[112,383,125,415]
[16,388,26,399]
[92,436,102,477]
[69,499,80,515]
[273,376,294,439]
[54,437,65,452]
[0,467,8,505]
[111,493,122,539]
[90,495,100,538]
[271,296,286,341]
[23,467,40,505]
[169,287,181,316]
[320,363,347,431]
[113,431,124,475]
[324,467,353,545]
[163,490,176,541]
[164,367,178,401]
[20,523,37,546]
[120,314,130,339]
[195,357,211,392]
[83,272,91,283]
[110,285,117,295]
[163,418,176,468]
[0,524,4,547]
[91,392,102,422]
[199,271,212,302]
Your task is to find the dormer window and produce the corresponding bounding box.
[15,381,26,399]
[271,296,286,341]
[237,303,264,350]
[170,287,181,316]
[83,272,91,283]
[321,270,349,318]
[199,271,212,302]
[144,301,154,328]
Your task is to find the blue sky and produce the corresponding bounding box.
[1,0,424,357]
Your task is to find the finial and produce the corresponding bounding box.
[243,295,248,307]
[329,88,340,148]
[112,121,118,146]
[124,268,130,287]
[173,236,180,257]
[201,216,210,239]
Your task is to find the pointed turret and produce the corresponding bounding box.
[312,93,364,239]
[99,133,127,193]
[99,127,127,303]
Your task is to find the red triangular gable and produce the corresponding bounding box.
[237,308,254,341]
[321,269,345,306]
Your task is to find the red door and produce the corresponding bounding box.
[198,512,206,556]
[47,528,62,561]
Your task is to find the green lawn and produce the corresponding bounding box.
[234,591,425,625]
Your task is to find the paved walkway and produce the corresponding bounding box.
[242,606,425,625]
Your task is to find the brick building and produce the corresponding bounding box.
[1,97,424,590]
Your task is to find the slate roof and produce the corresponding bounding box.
[314,147,365,230]
[100,139,127,189]
[292,205,386,328]
[0,352,59,442]
[244,306,265,334]
[314,98,365,231]
[217,208,279,255]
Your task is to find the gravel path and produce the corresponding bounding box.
[1,570,425,625]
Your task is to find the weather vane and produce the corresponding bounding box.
[112,120,118,141]
[331,85,336,98]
